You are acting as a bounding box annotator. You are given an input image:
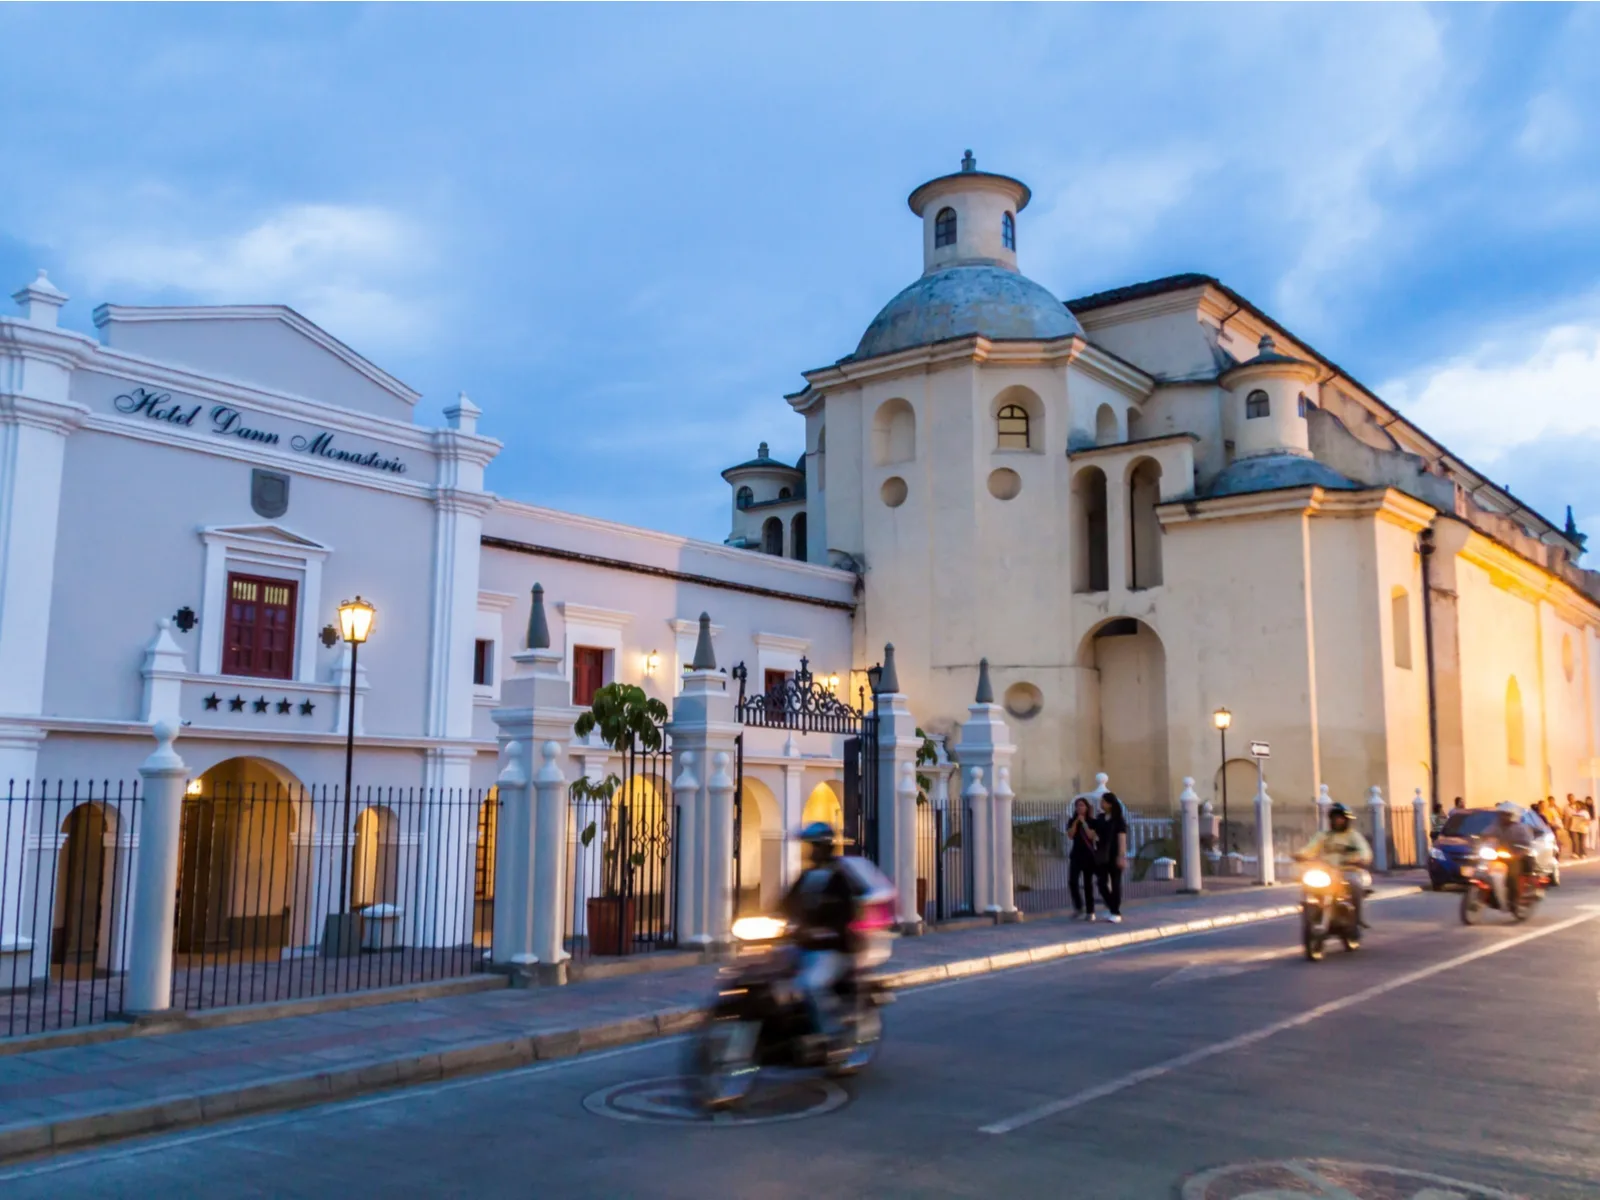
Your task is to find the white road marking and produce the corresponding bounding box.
[979,909,1598,1135]
[1152,947,1288,989]
[0,1035,688,1182]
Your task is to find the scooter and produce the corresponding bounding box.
[1460,842,1545,924]
[688,863,897,1111]
[1299,860,1362,961]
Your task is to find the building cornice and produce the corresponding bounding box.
[0,712,495,753]
[477,590,518,612]
[753,632,811,655]
[557,602,634,631]
[1067,432,1199,463]
[1075,283,1213,329]
[1455,524,1600,623]
[0,393,91,436]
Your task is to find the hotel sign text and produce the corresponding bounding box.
[112,387,408,475]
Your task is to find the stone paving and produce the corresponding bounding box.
[0,876,1423,1158]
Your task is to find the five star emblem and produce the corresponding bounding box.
[299,699,315,716]
[276,698,293,714]
[203,693,220,711]
[228,695,246,712]
[252,697,269,713]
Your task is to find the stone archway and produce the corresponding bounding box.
[51,803,119,976]
[178,757,305,957]
[802,780,844,832]
[737,777,785,914]
[1078,618,1169,814]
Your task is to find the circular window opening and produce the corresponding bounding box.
[987,468,1022,501]
[1004,682,1043,720]
[1562,634,1576,682]
[880,476,908,508]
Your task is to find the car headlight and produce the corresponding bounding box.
[730,916,787,942]
[1477,845,1498,862]
[1430,848,1445,861]
[1302,868,1333,889]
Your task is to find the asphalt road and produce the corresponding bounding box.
[5,875,1597,1199]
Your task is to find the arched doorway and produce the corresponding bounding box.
[802,780,844,832]
[351,805,401,910]
[791,512,808,562]
[474,789,497,946]
[1212,757,1262,855]
[51,804,118,976]
[178,757,303,957]
[762,517,783,556]
[736,777,784,914]
[1079,618,1169,814]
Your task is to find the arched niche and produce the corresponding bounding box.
[52,802,122,975]
[737,777,785,914]
[1072,466,1109,593]
[1127,457,1163,589]
[871,398,916,466]
[791,512,808,562]
[1095,403,1120,446]
[1077,617,1169,816]
[762,517,783,556]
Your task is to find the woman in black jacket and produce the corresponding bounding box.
[1065,797,1098,920]
[1093,793,1129,924]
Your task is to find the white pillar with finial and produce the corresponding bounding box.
[873,643,925,933]
[1367,785,1389,871]
[1179,778,1203,894]
[490,741,535,980]
[781,734,804,891]
[955,658,1017,922]
[125,721,187,1014]
[1412,786,1429,868]
[666,613,740,947]
[1254,774,1276,886]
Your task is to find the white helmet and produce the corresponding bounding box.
[1495,801,1520,816]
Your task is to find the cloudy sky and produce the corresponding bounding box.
[4,4,1600,545]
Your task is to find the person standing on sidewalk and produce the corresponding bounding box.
[1066,797,1098,921]
[1565,793,1588,859]
[1093,793,1129,924]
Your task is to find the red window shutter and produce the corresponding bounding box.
[764,669,791,697]
[573,647,606,708]
[222,573,297,680]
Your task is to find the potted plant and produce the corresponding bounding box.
[573,684,668,955]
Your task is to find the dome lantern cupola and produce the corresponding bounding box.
[907,149,1031,276]
[1218,333,1323,461]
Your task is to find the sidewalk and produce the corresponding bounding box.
[0,876,1423,1162]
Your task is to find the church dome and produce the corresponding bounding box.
[853,264,1083,361]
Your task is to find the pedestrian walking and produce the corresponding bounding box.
[1541,796,1570,859]
[1093,792,1129,924]
[1448,797,1466,820]
[1065,797,1098,920]
[1429,798,1445,841]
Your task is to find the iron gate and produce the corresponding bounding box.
[732,659,880,877]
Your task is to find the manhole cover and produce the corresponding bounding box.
[1182,1159,1520,1200]
[583,1075,849,1126]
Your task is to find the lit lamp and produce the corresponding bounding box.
[185,778,203,798]
[827,673,840,694]
[327,595,375,958]
[645,649,661,677]
[1212,707,1232,857]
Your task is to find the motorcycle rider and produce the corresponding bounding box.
[779,822,858,1057]
[1297,803,1375,928]
[1483,802,1536,906]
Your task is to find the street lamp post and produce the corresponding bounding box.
[1213,707,1232,857]
[325,596,375,958]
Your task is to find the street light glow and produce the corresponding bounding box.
[338,596,376,644]
[645,649,660,676]
[1213,707,1232,731]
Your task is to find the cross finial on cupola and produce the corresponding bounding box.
[1259,333,1276,353]
[758,441,769,459]
[961,149,976,172]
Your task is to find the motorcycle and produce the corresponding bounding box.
[688,864,897,1111]
[1460,841,1545,924]
[1299,861,1362,961]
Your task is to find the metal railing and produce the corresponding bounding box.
[0,781,142,1036]
[0,779,495,1038]
[1013,800,1186,914]
[915,801,973,924]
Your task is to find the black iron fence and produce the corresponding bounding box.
[1012,800,1187,914]
[0,781,142,1037]
[564,739,678,962]
[916,802,974,923]
[0,779,495,1038]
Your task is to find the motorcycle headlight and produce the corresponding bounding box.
[1478,845,1498,862]
[1302,868,1333,889]
[730,916,786,942]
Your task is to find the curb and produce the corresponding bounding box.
[0,886,1423,1164]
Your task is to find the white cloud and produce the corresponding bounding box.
[1517,90,1583,161]
[62,203,433,350]
[1384,311,1600,464]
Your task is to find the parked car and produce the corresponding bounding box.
[1428,805,1560,890]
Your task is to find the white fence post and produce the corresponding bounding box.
[490,741,535,980]
[707,751,737,948]
[1254,776,1276,886]
[126,721,186,1015]
[992,765,1017,921]
[1367,785,1389,872]
[1412,786,1429,867]
[1179,777,1202,894]
[531,741,570,980]
[963,766,991,913]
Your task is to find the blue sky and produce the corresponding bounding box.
[5,3,1600,546]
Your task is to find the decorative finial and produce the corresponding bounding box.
[975,657,994,705]
[960,149,976,172]
[1258,333,1276,353]
[758,441,769,459]
[526,583,551,650]
[690,612,717,671]
[878,642,900,694]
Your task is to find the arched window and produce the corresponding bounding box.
[762,517,783,557]
[791,513,808,562]
[1246,389,1270,419]
[736,486,753,510]
[996,403,1031,450]
[1095,404,1119,446]
[1073,468,1109,593]
[1128,459,1163,589]
[1506,677,1525,767]
[1002,211,1016,251]
[778,487,792,500]
[934,207,957,249]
